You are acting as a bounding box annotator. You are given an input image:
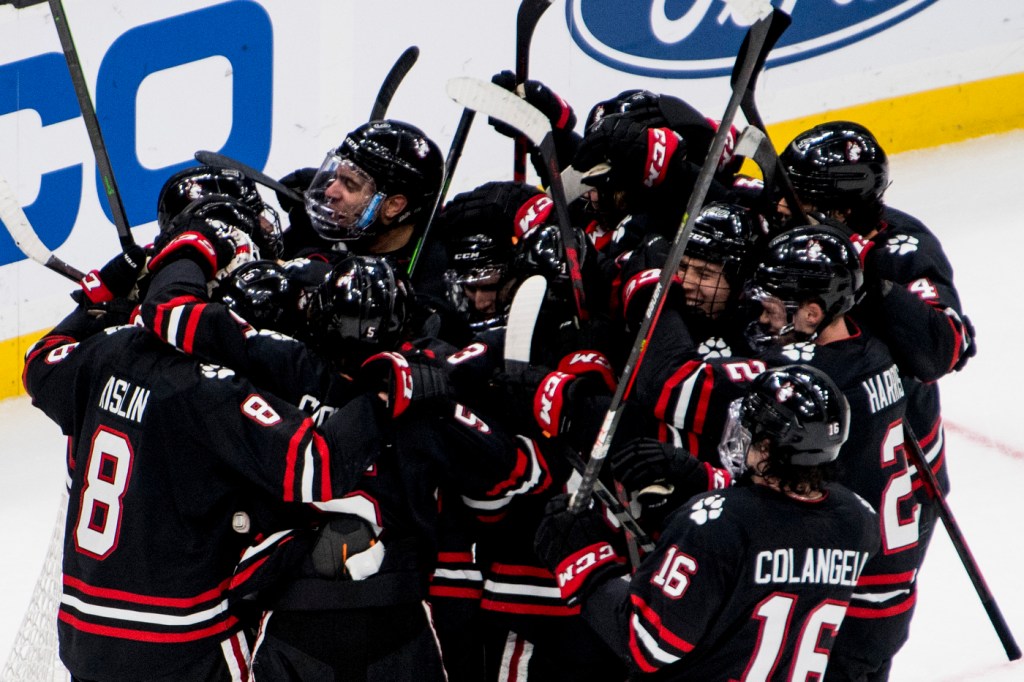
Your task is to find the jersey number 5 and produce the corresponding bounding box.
[75,427,134,559]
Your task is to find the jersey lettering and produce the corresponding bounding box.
[908,277,939,300]
[724,360,766,382]
[651,545,698,598]
[447,342,487,364]
[75,427,134,559]
[242,394,282,426]
[880,421,920,553]
[454,404,491,434]
[743,594,847,682]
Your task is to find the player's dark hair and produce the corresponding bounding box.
[752,438,838,496]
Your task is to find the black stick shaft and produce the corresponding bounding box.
[48,0,134,249]
[903,421,1021,661]
[570,9,790,514]
[408,108,476,279]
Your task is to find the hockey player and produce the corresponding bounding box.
[275,120,447,293]
[140,249,551,679]
[22,216,384,682]
[779,122,976,681]
[627,226,927,679]
[534,364,881,680]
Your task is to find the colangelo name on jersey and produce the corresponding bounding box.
[754,547,872,587]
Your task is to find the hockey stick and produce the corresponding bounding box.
[194,150,303,204]
[730,21,809,225]
[570,4,791,514]
[407,108,476,279]
[48,0,134,250]
[513,0,553,183]
[446,76,589,322]
[369,46,419,121]
[503,274,655,553]
[0,174,85,281]
[903,420,1021,661]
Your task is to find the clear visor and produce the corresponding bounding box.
[718,398,752,479]
[304,154,384,240]
[745,285,797,337]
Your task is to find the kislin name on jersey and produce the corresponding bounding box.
[754,547,872,587]
[98,374,150,424]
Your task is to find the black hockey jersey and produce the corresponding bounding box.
[584,483,880,680]
[22,307,380,680]
[141,260,551,608]
[635,307,926,626]
[854,206,973,496]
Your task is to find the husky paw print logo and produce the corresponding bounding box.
[698,336,732,358]
[200,364,235,380]
[689,495,725,525]
[782,342,816,362]
[885,234,919,255]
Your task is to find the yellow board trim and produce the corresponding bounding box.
[739,70,1024,179]
[2,72,1023,401]
[0,329,44,400]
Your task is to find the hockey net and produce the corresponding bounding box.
[0,492,71,682]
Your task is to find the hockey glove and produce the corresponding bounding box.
[75,244,147,305]
[490,71,577,137]
[534,493,627,606]
[310,515,383,581]
[148,217,255,282]
[490,71,581,182]
[533,350,616,439]
[952,314,977,372]
[360,349,453,418]
[610,437,729,528]
[573,115,685,191]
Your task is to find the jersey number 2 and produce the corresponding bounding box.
[75,427,134,559]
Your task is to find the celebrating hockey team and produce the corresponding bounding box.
[10,3,997,682]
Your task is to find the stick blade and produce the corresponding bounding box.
[729,7,791,89]
[370,45,419,121]
[446,77,551,147]
[504,274,548,371]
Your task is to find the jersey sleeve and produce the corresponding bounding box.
[190,371,382,503]
[622,497,738,674]
[867,215,972,380]
[634,307,763,459]
[141,259,330,400]
[434,405,553,523]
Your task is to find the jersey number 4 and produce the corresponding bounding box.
[74,427,134,559]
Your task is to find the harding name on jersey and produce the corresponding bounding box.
[98,375,150,424]
[754,547,871,587]
[861,364,905,414]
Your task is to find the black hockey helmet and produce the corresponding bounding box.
[719,364,849,476]
[156,164,282,256]
[748,224,864,330]
[687,202,765,291]
[780,121,889,230]
[215,259,299,334]
[303,255,410,362]
[304,120,443,241]
[445,232,512,287]
[159,193,283,263]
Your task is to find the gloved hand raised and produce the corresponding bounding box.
[489,70,577,138]
[573,114,685,192]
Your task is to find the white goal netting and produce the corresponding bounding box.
[1,492,70,682]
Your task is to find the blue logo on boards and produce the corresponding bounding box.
[566,0,940,78]
[0,1,273,266]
